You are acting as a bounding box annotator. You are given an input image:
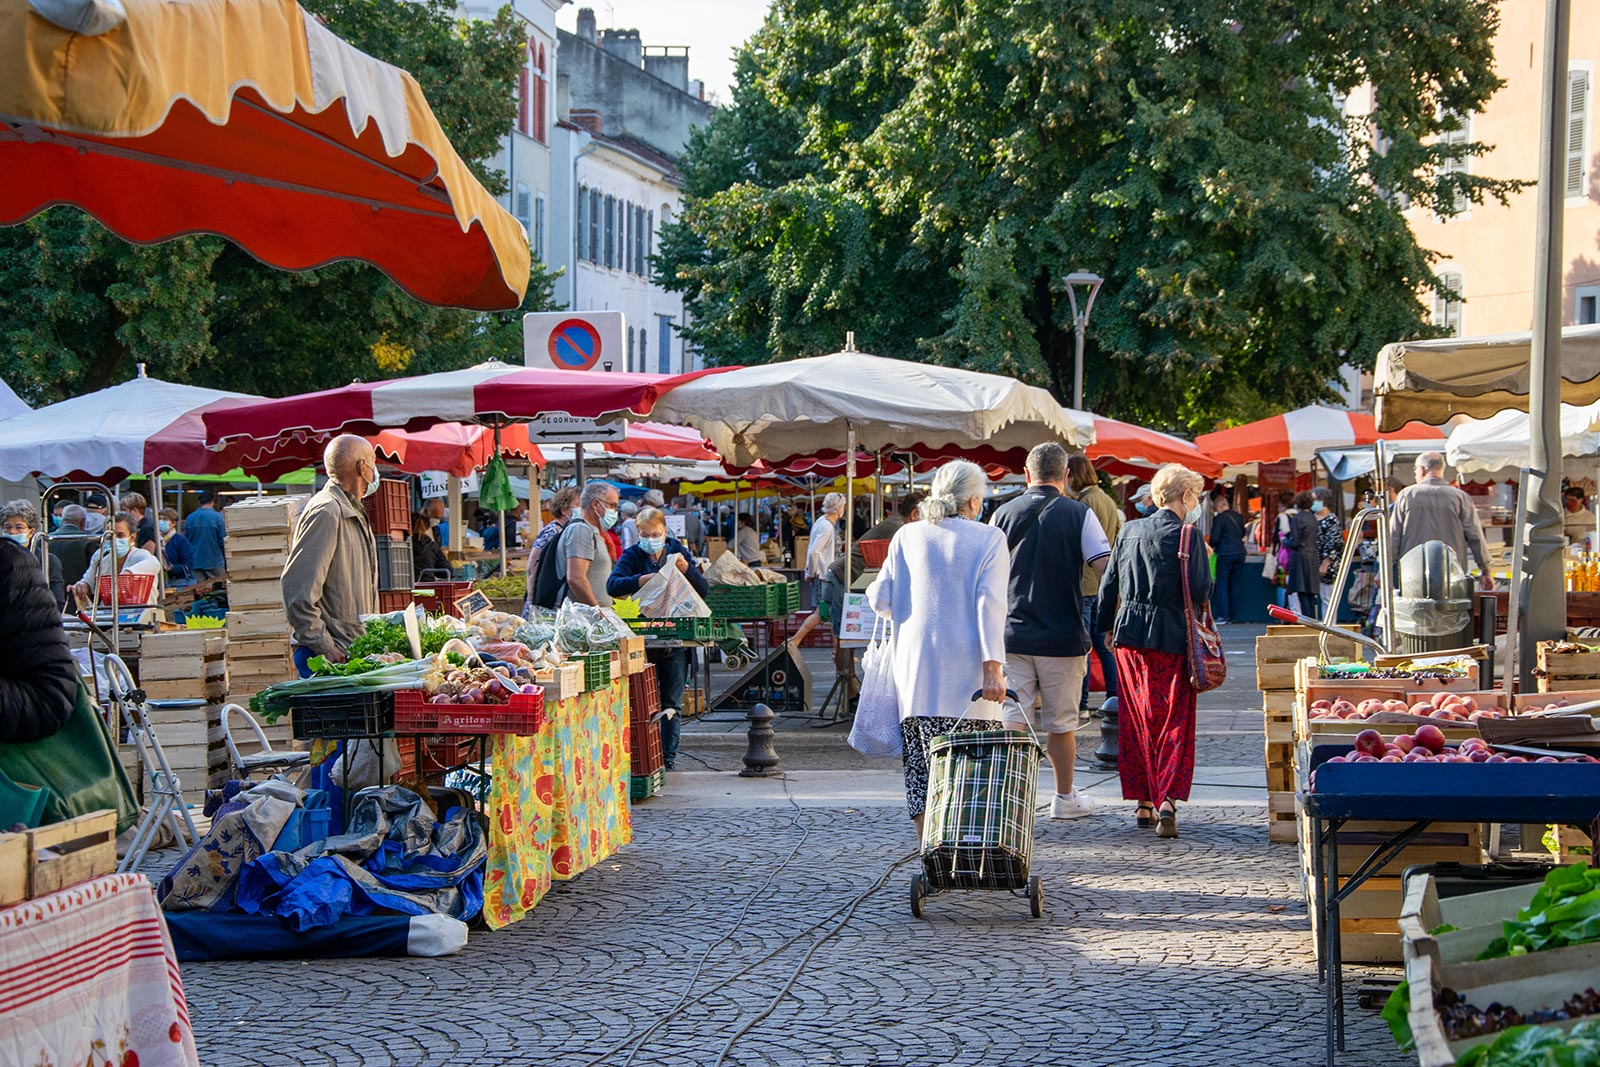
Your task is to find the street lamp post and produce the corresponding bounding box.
[1063,271,1103,410]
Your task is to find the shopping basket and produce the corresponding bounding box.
[910,692,1043,919]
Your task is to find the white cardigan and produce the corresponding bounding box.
[866,517,1010,721]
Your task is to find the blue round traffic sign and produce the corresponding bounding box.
[549,318,602,371]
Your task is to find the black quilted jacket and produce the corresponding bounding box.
[0,540,77,742]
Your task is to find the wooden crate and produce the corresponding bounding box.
[27,810,117,898]
[227,582,287,611]
[224,494,305,533]
[139,654,227,684]
[1309,873,1409,964]
[1533,644,1600,692]
[0,833,26,905]
[1263,689,1297,843]
[226,611,291,639]
[1551,823,1593,864]
[620,635,647,675]
[535,663,584,703]
[140,630,228,660]
[1267,788,1298,843]
[1307,821,1484,879]
[1256,627,1360,690]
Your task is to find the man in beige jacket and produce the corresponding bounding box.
[282,435,380,677]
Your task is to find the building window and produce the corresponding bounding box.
[626,325,635,370]
[646,209,655,278]
[1578,284,1600,325]
[623,201,634,275]
[1433,271,1463,337]
[576,186,588,262]
[588,189,601,262]
[1570,67,1592,199]
[534,195,546,263]
[1438,112,1470,216]
[533,44,549,145]
[640,327,648,370]
[604,195,616,269]
[517,63,530,138]
[658,315,673,374]
[514,181,530,233]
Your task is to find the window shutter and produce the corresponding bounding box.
[576,187,586,262]
[1569,70,1590,198]
[518,67,529,137]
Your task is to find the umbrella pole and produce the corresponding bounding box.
[494,422,507,576]
[151,472,165,605]
[844,423,855,583]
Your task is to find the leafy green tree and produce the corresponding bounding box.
[659,0,1517,432]
[0,0,556,406]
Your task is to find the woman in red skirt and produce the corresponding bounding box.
[1095,464,1212,838]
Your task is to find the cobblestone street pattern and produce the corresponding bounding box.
[184,626,1400,1066]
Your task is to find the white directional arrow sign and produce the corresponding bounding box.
[524,413,626,443]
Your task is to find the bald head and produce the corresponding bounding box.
[325,434,376,493]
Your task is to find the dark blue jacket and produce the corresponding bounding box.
[1097,509,1213,656]
[606,539,709,600]
[163,533,196,581]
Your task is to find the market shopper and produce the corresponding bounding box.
[866,460,1014,833]
[608,506,709,771]
[120,492,158,556]
[51,504,94,587]
[71,511,162,605]
[1207,488,1247,623]
[411,512,449,579]
[159,507,196,587]
[281,435,380,676]
[1097,463,1212,839]
[735,513,762,564]
[1563,486,1596,547]
[789,492,848,648]
[1313,487,1343,613]
[555,482,621,608]
[1391,451,1492,589]
[525,486,578,607]
[1,500,65,611]
[1069,455,1122,706]
[1283,490,1323,618]
[990,443,1111,820]
[0,537,78,743]
[185,491,227,581]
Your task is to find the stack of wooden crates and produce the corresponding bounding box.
[223,495,304,746]
[1256,624,1358,844]
[136,628,228,804]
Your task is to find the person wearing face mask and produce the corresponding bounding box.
[607,507,710,769]
[70,511,162,606]
[158,507,196,587]
[1129,483,1156,520]
[554,481,621,607]
[281,435,380,677]
[1,500,66,611]
[1096,463,1212,839]
[1311,488,1343,614]
[1282,489,1323,619]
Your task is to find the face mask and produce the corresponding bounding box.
[114,537,131,556]
[1135,502,1155,516]
[640,536,666,555]
[1184,505,1202,524]
[602,507,620,530]
[362,468,380,499]
[2,532,27,545]
[158,519,172,535]
[1311,500,1325,513]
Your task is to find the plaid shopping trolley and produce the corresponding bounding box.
[911,693,1044,919]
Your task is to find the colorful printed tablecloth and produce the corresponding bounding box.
[0,872,200,1067]
[483,678,632,928]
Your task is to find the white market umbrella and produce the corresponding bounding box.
[1446,403,1600,477]
[0,377,28,420]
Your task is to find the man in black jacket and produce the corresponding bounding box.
[0,539,78,742]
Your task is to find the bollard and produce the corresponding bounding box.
[1093,695,1119,769]
[739,702,781,777]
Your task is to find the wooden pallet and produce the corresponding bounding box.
[1268,789,1298,843]
[1264,687,1297,843]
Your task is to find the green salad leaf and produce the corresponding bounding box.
[1480,864,1600,961]
[1456,1020,1600,1067]
[1382,982,1415,1051]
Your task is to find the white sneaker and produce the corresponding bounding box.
[1049,792,1096,819]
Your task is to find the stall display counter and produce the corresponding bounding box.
[1299,744,1600,1066]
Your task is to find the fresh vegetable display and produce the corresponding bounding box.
[474,575,526,599]
[1317,729,1597,769]
[1318,660,1476,680]
[1436,987,1600,1040]
[250,658,432,721]
[346,612,463,659]
[1456,1020,1600,1067]
[1308,691,1506,723]
[1480,864,1600,960]
[421,640,540,705]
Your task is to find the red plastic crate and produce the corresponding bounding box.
[96,572,156,604]
[858,539,891,568]
[377,589,412,612]
[393,735,481,776]
[630,716,664,774]
[768,612,833,648]
[412,580,476,615]
[628,666,659,721]
[363,478,413,536]
[392,689,546,735]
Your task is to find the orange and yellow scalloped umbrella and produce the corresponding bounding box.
[0,0,531,310]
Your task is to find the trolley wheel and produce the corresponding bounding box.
[724,654,748,672]
[1027,876,1043,919]
[909,873,926,919]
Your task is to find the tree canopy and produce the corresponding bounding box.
[0,0,555,406]
[658,0,1517,432]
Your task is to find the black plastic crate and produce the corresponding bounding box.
[290,690,394,739]
[375,535,414,591]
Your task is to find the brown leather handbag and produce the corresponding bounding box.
[1179,523,1227,693]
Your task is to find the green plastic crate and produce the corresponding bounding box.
[630,767,666,802]
[578,652,612,690]
[706,581,800,619]
[627,617,715,641]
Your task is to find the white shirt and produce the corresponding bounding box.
[79,546,162,586]
[805,515,837,579]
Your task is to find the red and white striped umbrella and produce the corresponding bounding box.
[201,361,720,456]
[1195,404,1445,466]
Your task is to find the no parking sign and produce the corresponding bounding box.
[523,311,627,372]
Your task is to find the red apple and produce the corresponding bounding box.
[1392,734,1417,753]
[1353,728,1385,757]
[1414,724,1447,754]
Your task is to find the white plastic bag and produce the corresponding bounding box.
[637,565,711,618]
[848,616,902,758]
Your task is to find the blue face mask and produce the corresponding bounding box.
[1310,500,1325,514]
[158,519,172,535]
[1135,502,1155,516]
[114,537,131,556]
[2,532,27,545]
[602,507,620,530]
[640,536,666,555]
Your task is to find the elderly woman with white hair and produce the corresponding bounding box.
[1096,463,1212,839]
[789,491,848,649]
[866,460,1013,831]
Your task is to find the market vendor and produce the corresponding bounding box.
[69,510,162,604]
[1563,486,1596,547]
[282,435,380,676]
[607,506,708,771]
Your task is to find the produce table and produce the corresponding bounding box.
[1300,746,1600,1067]
[481,678,632,929]
[0,872,200,1067]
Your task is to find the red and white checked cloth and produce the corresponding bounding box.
[0,873,198,1067]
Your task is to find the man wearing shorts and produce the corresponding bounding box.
[990,442,1111,819]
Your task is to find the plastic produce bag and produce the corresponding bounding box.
[848,617,901,758]
[478,455,518,513]
[705,552,760,586]
[636,566,711,618]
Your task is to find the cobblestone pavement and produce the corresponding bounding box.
[184,800,1396,1067]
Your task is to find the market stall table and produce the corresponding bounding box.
[1300,747,1600,1067]
[0,873,200,1067]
